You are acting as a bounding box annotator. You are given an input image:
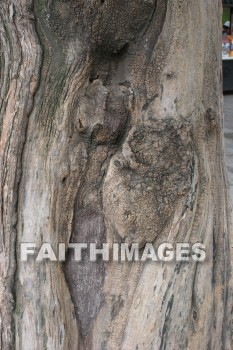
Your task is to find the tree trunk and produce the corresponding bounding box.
[0,0,232,349]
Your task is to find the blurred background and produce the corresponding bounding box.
[222,0,233,200]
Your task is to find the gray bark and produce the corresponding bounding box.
[0,0,232,349]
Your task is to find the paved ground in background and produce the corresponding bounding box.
[224,95,233,201]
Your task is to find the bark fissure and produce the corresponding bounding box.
[0,0,232,349]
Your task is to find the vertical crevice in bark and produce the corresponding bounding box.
[1,0,232,349]
[0,1,42,348]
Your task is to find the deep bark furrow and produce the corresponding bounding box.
[0,0,232,349]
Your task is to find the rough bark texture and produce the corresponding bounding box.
[0,0,232,349]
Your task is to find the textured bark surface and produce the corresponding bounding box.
[0,0,233,349]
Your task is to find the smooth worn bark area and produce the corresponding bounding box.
[0,0,232,349]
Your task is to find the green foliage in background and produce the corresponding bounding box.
[223,8,230,25]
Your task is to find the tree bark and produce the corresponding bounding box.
[0,0,232,349]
